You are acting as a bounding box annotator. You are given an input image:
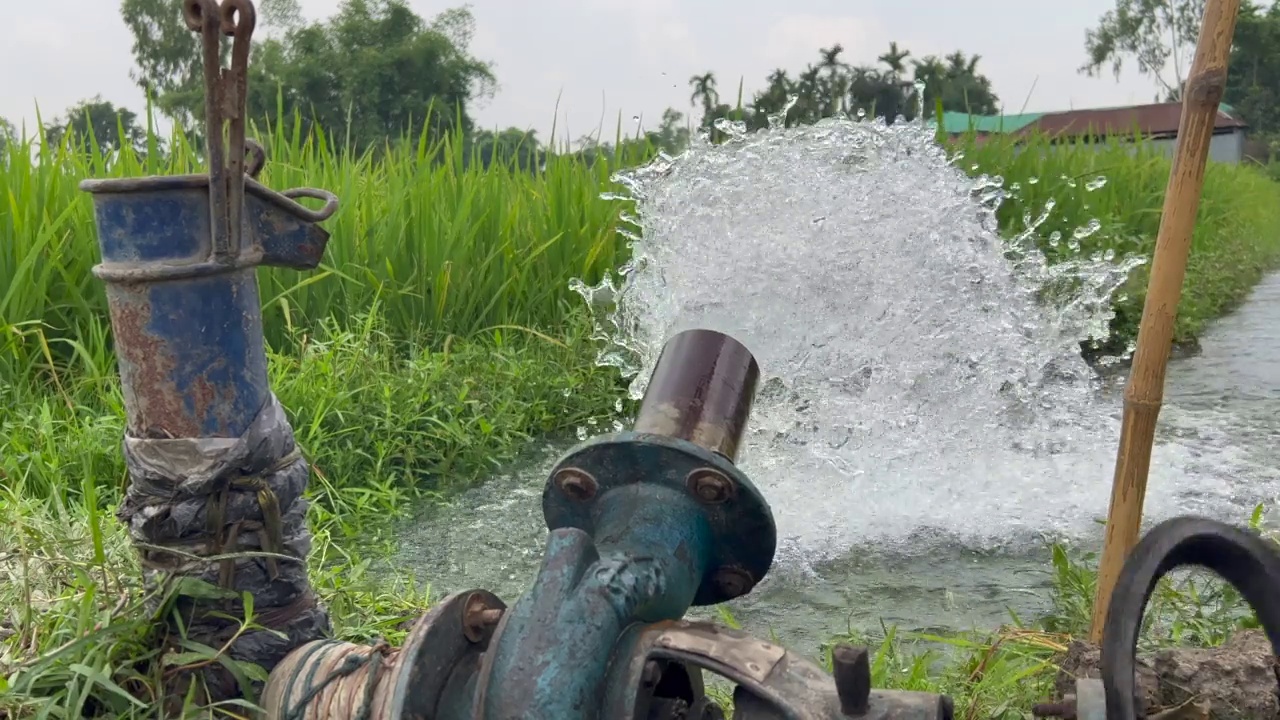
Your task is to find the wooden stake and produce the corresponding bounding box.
[1089,0,1241,644]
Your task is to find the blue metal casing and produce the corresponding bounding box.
[471,431,778,720]
[81,174,334,439]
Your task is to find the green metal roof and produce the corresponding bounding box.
[943,103,1240,136]
[941,111,1044,135]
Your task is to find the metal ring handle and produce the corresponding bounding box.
[280,188,339,223]
[219,0,256,37]
[181,0,219,31]
[1099,516,1280,720]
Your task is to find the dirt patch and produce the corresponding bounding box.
[1052,630,1280,719]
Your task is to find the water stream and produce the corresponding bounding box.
[383,114,1280,658]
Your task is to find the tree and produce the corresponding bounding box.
[689,73,719,116]
[915,51,1000,117]
[732,42,1000,131]
[470,127,545,170]
[121,0,495,151]
[0,117,14,155]
[648,108,692,154]
[44,97,146,153]
[571,107,692,165]
[1080,0,1207,101]
[1081,0,1280,159]
[244,2,495,150]
[121,0,227,129]
[1225,1,1280,158]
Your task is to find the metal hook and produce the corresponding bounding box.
[184,0,257,263]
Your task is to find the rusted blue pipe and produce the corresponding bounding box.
[80,174,336,438]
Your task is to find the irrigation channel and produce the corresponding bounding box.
[379,115,1280,659]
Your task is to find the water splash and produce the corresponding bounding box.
[570,114,1164,569]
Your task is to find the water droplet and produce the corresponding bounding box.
[765,96,798,129]
[712,117,748,140]
[562,388,572,397]
[1073,218,1102,240]
[1085,175,1108,191]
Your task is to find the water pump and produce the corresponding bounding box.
[258,327,1280,720]
[261,327,957,719]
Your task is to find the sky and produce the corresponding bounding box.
[1,0,1176,145]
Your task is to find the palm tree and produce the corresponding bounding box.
[751,68,794,126]
[688,72,719,116]
[817,45,850,115]
[878,41,912,77]
[793,65,824,123]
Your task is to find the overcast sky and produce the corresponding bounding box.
[2,0,1171,144]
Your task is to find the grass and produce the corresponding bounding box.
[3,110,1280,716]
[952,130,1280,353]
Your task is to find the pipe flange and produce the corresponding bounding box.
[385,589,506,717]
[542,432,777,606]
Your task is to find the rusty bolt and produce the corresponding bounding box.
[686,468,735,504]
[554,467,598,502]
[462,593,504,643]
[712,566,755,599]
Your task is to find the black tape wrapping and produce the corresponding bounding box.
[116,393,331,701]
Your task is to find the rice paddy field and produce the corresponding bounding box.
[3,115,1280,717]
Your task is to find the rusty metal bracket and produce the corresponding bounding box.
[603,620,953,720]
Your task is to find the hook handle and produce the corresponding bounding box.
[279,188,340,223]
[183,0,257,262]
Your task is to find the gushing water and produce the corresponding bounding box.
[568,112,1244,572]
[389,110,1280,652]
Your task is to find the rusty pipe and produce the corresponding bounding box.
[632,328,760,463]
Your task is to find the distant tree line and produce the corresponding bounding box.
[1,0,1278,171]
[687,41,999,139]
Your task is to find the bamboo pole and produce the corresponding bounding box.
[1089,0,1242,644]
